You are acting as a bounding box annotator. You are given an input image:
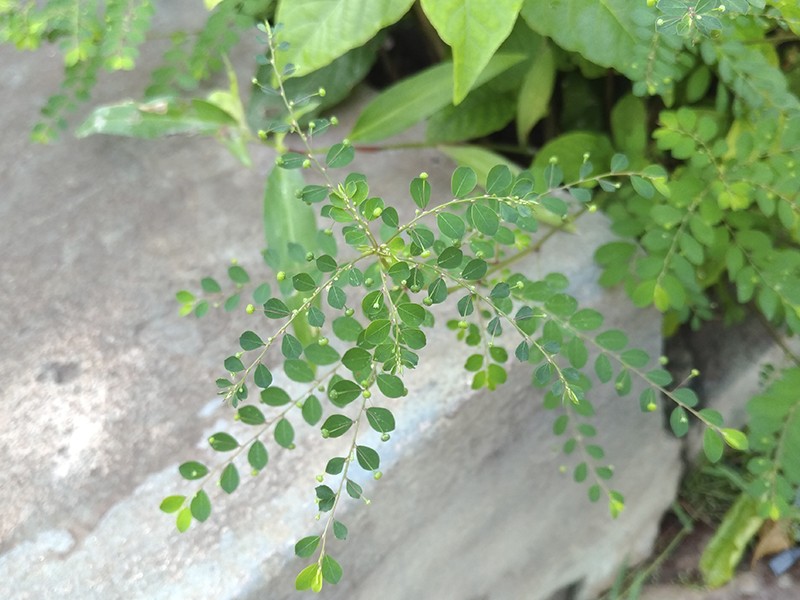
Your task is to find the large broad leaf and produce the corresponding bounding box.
[248,36,381,130]
[350,53,525,142]
[520,0,639,79]
[516,39,555,144]
[421,0,525,104]
[76,98,236,139]
[426,86,516,144]
[699,493,763,588]
[263,166,317,267]
[274,0,414,77]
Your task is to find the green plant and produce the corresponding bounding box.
[5,0,800,593]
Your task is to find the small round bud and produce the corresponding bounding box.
[318,337,329,346]
[289,443,296,450]
[330,116,339,126]
[364,277,374,287]
[549,156,558,164]
[276,271,286,282]
[251,469,259,476]
[582,152,590,162]
[234,413,240,421]
[342,138,351,146]
[475,251,485,259]
[258,130,267,140]
[372,207,383,218]
[360,380,369,387]
[381,433,390,442]
[419,172,429,180]
[315,513,321,520]
[458,320,468,329]
[246,303,255,314]
[420,249,431,258]
[373,471,383,480]
[559,465,567,474]
[318,87,326,97]
[305,252,314,262]
[316,474,324,482]
[345,308,355,317]
[423,297,433,306]
[659,356,669,366]
[362,390,371,399]
[231,258,238,265]
[690,368,700,377]
[296,400,304,408]
[410,285,420,293]
[324,228,333,236]
[330,390,339,400]
[318,385,325,392]
[515,281,524,289]
[302,159,311,169]
[646,401,657,412]
[588,204,598,213]
[251,77,258,85]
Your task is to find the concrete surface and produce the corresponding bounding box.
[1,4,685,599]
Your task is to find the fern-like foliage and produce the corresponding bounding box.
[746,367,800,519]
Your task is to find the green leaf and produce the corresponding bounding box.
[295,563,322,592]
[248,440,269,471]
[262,166,317,270]
[721,429,749,451]
[437,247,464,269]
[239,330,264,351]
[228,265,250,284]
[307,306,325,327]
[224,355,245,373]
[275,418,295,448]
[468,204,500,236]
[703,428,724,463]
[363,319,392,345]
[160,495,185,513]
[346,480,363,499]
[316,255,338,273]
[517,40,555,143]
[427,86,516,144]
[326,142,355,168]
[261,387,291,406]
[356,445,381,470]
[520,0,640,81]
[699,494,763,588]
[461,258,488,281]
[284,359,315,383]
[220,463,240,494]
[208,432,238,452]
[201,277,221,293]
[305,343,340,366]
[376,374,405,398]
[321,554,343,585]
[238,405,266,425]
[328,286,347,310]
[569,309,604,331]
[421,0,525,103]
[397,303,425,327]
[410,176,431,209]
[264,298,291,318]
[282,334,304,359]
[76,99,237,139]
[253,283,271,305]
[176,507,192,533]
[179,461,208,480]
[594,354,613,383]
[333,520,348,540]
[350,54,525,142]
[366,407,396,432]
[295,535,320,558]
[275,0,415,78]
[322,414,354,438]
[302,395,323,426]
[330,379,362,407]
[292,273,317,292]
[486,164,514,196]
[451,166,478,198]
[669,407,690,437]
[326,457,346,475]
[595,329,628,351]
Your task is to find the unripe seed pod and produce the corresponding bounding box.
[276,271,286,282]
[373,471,382,480]
[246,303,255,314]
[381,433,390,442]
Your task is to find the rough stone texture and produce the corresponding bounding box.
[1,6,682,599]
